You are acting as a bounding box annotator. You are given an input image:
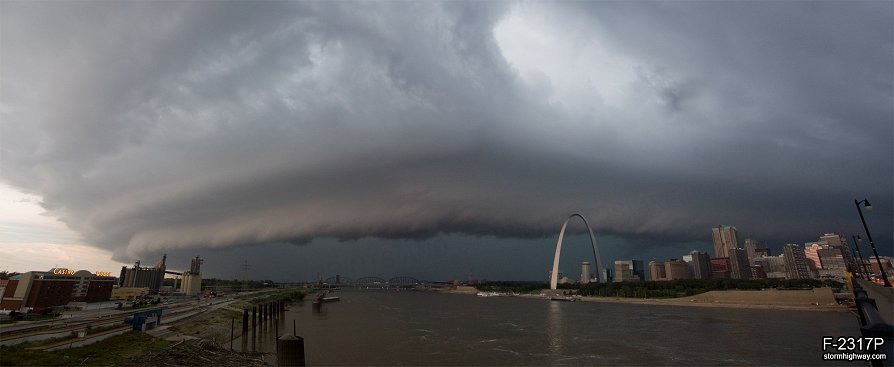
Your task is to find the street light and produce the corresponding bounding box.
[854,198,891,287]
[851,235,871,281]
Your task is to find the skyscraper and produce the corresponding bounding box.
[744,239,758,261]
[804,242,823,270]
[614,260,644,282]
[783,244,811,280]
[688,250,711,279]
[712,225,739,258]
[581,262,591,284]
[819,233,858,274]
[729,248,752,279]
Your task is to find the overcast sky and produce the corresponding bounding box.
[1,1,891,281]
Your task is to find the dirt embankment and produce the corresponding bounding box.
[573,287,845,311]
[677,288,838,306]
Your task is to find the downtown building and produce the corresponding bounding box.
[664,260,691,280]
[614,260,644,282]
[743,239,770,264]
[752,255,788,279]
[712,225,739,258]
[687,251,711,280]
[728,248,752,280]
[783,244,811,280]
[649,261,666,281]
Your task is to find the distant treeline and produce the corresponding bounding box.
[162,278,279,291]
[477,278,843,298]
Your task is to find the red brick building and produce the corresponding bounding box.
[710,257,731,279]
[0,269,116,312]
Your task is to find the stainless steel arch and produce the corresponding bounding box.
[550,213,605,289]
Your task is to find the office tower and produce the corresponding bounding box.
[819,233,858,274]
[729,248,752,279]
[754,248,771,257]
[783,244,811,279]
[744,239,758,261]
[664,260,691,280]
[804,242,823,270]
[649,261,666,281]
[581,262,591,284]
[688,251,711,279]
[614,260,644,282]
[753,255,788,278]
[815,245,848,279]
[712,225,739,258]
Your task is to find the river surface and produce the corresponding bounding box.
[235,290,858,366]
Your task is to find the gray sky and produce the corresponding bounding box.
[1,1,891,280]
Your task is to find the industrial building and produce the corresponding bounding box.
[119,254,168,294]
[180,256,203,296]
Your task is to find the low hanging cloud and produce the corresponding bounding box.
[1,1,891,261]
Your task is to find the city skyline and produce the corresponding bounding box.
[1,1,892,281]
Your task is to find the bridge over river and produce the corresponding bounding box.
[317,275,453,290]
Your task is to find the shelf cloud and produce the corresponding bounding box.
[1,1,891,262]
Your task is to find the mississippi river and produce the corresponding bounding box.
[238,290,857,365]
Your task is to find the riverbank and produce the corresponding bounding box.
[446,287,849,312]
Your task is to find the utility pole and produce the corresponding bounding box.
[241,260,249,283]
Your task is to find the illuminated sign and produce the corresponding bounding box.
[95,271,112,277]
[51,268,75,275]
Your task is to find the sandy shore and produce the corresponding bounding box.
[439,288,849,312]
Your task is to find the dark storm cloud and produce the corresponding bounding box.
[1,1,891,261]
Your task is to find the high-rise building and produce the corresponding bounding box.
[754,248,771,257]
[744,239,758,261]
[649,261,666,281]
[783,244,811,279]
[712,225,739,258]
[614,260,644,282]
[818,233,858,274]
[753,255,787,279]
[580,262,591,284]
[816,245,848,279]
[665,260,691,280]
[804,242,824,270]
[688,251,711,279]
[729,248,752,279]
[710,258,731,278]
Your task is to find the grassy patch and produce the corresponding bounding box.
[0,331,170,366]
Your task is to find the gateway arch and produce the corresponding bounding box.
[550,213,605,290]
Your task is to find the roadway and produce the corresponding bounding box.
[856,278,894,325]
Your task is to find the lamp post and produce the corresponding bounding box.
[854,198,891,287]
[851,235,871,281]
